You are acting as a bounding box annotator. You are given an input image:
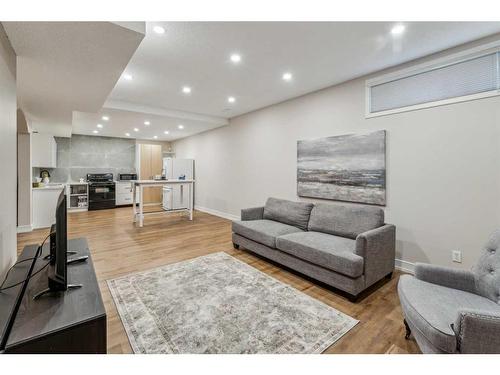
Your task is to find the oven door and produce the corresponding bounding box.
[88,183,116,209]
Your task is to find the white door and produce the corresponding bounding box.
[32,133,57,168]
[172,184,189,209]
[162,158,173,179]
[162,187,173,210]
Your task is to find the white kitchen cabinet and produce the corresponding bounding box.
[32,133,57,168]
[115,181,139,206]
[67,183,88,211]
[32,185,65,229]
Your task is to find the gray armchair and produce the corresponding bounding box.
[398,230,500,353]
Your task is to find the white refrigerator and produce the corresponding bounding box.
[162,158,194,210]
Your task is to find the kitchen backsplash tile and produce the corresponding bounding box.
[33,134,136,183]
[69,168,135,182]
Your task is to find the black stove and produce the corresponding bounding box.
[87,173,116,210]
[87,173,114,183]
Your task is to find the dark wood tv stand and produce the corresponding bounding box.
[3,238,106,353]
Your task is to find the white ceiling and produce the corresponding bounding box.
[108,22,500,121]
[72,104,227,141]
[2,22,145,136]
[5,22,500,142]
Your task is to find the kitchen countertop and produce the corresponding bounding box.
[32,184,65,190]
[32,181,138,190]
[133,179,194,184]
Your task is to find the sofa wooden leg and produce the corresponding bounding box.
[233,242,240,249]
[386,272,393,280]
[404,319,411,339]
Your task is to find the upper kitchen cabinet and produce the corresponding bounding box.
[32,133,57,168]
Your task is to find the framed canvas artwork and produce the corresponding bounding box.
[297,130,386,205]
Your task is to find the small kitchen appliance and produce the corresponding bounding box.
[118,173,137,181]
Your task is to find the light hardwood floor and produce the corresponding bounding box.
[17,207,420,354]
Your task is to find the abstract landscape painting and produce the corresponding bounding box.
[297,130,386,205]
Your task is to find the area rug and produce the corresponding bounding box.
[107,252,358,354]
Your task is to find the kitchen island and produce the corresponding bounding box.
[132,179,194,227]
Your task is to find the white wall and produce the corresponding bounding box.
[17,107,31,231]
[0,24,17,279]
[17,132,32,230]
[174,36,500,271]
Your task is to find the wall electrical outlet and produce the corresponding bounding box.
[452,250,462,263]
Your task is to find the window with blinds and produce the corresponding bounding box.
[366,50,500,116]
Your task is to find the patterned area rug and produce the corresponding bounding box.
[107,252,358,354]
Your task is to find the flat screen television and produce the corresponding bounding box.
[50,190,68,290]
[33,190,85,299]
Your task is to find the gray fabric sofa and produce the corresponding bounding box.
[231,197,396,301]
[398,230,500,353]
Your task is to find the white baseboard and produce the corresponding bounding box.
[395,259,415,274]
[17,224,33,233]
[195,205,240,221]
[195,205,416,274]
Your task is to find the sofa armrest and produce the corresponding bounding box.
[454,309,500,353]
[415,263,476,294]
[241,206,264,221]
[356,224,396,287]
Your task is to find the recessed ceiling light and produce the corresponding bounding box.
[164,130,169,135]
[133,128,139,132]
[178,124,184,129]
[102,116,109,121]
[125,132,130,137]
[153,135,158,139]
[123,73,133,81]
[230,53,241,63]
[391,24,406,35]
[93,130,99,134]
[182,86,191,94]
[153,25,165,34]
[282,72,293,81]
[144,121,150,126]
[97,124,103,128]
[227,96,236,103]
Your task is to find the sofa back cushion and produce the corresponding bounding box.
[263,198,314,230]
[308,203,384,239]
[474,229,500,304]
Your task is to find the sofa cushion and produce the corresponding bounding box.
[474,229,500,304]
[308,203,384,239]
[263,197,314,231]
[232,219,304,248]
[276,231,364,277]
[398,274,500,353]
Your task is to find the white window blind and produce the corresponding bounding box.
[368,52,500,114]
